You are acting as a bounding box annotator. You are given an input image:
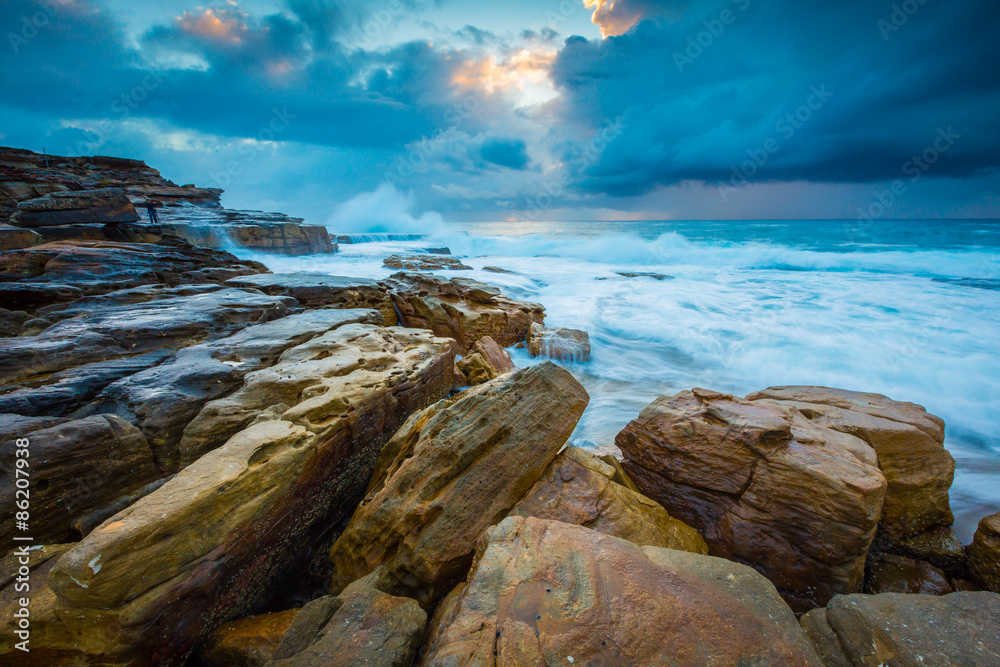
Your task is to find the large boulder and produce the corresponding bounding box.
[11,189,140,227]
[0,415,160,545]
[85,308,382,471]
[225,273,396,324]
[269,569,426,667]
[327,362,589,607]
[616,388,888,611]
[422,516,822,666]
[510,446,708,554]
[382,272,544,352]
[747,386,954,545]
[0,325,455,665]
[969,511,1000,593]
[455,335,514,385]
[801,591,1000,666]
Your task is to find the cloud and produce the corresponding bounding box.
[480,137,530,169]
[583,0,687,37]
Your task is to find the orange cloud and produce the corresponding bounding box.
[584,0,686,37]
[178,8,247,44]
[451,48,556,95]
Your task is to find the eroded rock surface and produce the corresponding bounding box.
[969,512,1000,593]
[383,272,544,352]
[511,446,707,553]
[11,189,140,227]
[383,254,471,271]
[616,388,888,611]
[328,362,589,606]
[455,335,514,385]
[201,608,300,667]
[226,273,395,324]
[422,516,822,666]
[526,322,591,362]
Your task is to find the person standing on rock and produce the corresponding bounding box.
[144,199,161,224]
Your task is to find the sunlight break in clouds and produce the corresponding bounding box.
[450,49,558,106]
[178,7,248,44]
[584,0,687,37]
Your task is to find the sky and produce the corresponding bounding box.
[1,0,999,225]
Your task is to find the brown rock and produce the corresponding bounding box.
[597,453,641,492]
[328,362,589,607]
[511,446,707,553]
[225,273,396,324]
[11,189,140,227]
[893,525,966,572]
[422,516,822,666]
[969,511,1000,593]
[270,570,426,667]
[383,254,471,271]
[382,272,544,352]
[747,385,954,544]
[803,591,1000,666]
[455,336,514,385]
[201,609,299,667]
[0,326,455,665]
[0,223,40,250]
[526,322,591,362]
[0,415,160,545]
[865,552,954,595]
[616,389,887,611]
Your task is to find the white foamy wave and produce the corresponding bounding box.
[326,184,446,235]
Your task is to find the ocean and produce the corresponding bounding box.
[242,218,1000,541]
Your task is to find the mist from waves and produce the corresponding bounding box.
[246,214,1000,541]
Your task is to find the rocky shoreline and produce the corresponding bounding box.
[1,149,998,666]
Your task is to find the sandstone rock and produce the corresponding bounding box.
[865,552,954,595]
[969,512,1000,593]
[225,273,395,324]
[0,238,269,300]
[0,325,454,665]
[0,223,40,250]
[526,322,591,362]
[270,570,426,667]
[0,282,83,310]
[455,336,514,385]
[71,475,174,538]
[482,266,515,274]
[0,286,298,387]
[201,609,300,667]
[86,308,382,471]
[802,591,1000,666]
[598,453,641,492]
[893,525,966,573]
[0,415,160,545]
[422,516,822,666]
[383,254,471,271]
[11,189,140,227]
[511,446,707,553]
[328,362,589,606]
[0,544,72,591]
[616,389,887,611]
[383,272,544,352]
[0,307,30,336]
[747,386,954,544]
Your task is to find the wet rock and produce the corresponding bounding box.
[0,282,83,310]
[87,308,382,471]
[383,254,471,271]
[597,453,642,492]
[616,388,887,611]
[526,322,591,362]
[747,386,954,545]
[422,516,822,666]
[511,446,708,553]
[0,544,72,591]
[482,266,515,274]
[0,415,160,545]
[616,271,673,280]
[270,570,426,667]
[0,308,29,337]
[0,326,454,665]
[455,336,514,385]
[865,552,954,595]
[801,591,1000,666]
[0,413,68,445]
[11,189,140,227]
[328,362,589,607]
[383,272,544,352]
[201,609,300,667]
[969,511,1000,593]
[0,224,40,250]
[893,525,966,573]
[226,273,396,324]
[71,475,174,538]
[0,239,269,301]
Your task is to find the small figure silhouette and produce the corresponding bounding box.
[144,200,160,224]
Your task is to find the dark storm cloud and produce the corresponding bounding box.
[551,0,1000,197]
[480,137,530,169]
